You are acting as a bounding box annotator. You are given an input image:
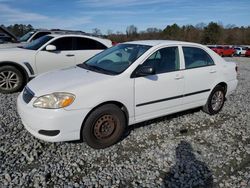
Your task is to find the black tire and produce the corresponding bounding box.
[82,104,126,149]
[202,85,225,115]
[0,66,24,94]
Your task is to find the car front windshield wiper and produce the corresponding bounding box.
[78,63,117,75]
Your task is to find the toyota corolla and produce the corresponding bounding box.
[17,40,238,149]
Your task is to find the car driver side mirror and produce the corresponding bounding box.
[131,65,156,78]
[46,45,57,51]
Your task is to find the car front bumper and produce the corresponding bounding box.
[17,93,90,142]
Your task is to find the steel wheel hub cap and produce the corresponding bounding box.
[211,91,224,111]
[94,115,116,140]
[0,71,19,90]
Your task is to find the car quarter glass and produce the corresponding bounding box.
[183,47,215,69]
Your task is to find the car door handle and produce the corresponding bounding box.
[66,54,75,57]
[209,69,216,73]
[175,75,184,80]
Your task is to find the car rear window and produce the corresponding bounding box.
[74,37,107,50]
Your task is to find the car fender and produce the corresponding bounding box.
[0,61,33,81]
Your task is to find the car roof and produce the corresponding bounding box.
[46,34,112,47]
[48,34,106,40]
[124,40,203,47]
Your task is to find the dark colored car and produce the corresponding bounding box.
[0,35,13,43]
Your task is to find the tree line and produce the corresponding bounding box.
[1,22,250,45]
[108,22,250,45]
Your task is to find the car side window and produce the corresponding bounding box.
[74,37,107,50]
[183,47,214,69]
[143,47,180,74]
[31,32,51,41]
[50,37,73,51]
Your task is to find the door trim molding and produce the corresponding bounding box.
[136,89,210,107]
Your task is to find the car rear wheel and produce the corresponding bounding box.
[0,66,24,94]
[82,104,126,149]
[203,85,225,115]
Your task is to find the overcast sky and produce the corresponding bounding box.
[0,0,249,34]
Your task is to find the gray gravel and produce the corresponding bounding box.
[0,57,250,187]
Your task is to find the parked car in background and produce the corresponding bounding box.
[18,29,86,44]
[0,34,13,43]
[209,46,235,57]
[17,40,238,149]
[222,46,235,57]
[0,34,112,93]
[208,46,224,56]
[0,26,19,48]
[0,28,88,49]
[245,48,250,57]
[234,47,248,56]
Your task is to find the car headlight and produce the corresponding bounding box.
[33,93,75,109]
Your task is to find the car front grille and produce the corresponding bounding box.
[23,87,34,104]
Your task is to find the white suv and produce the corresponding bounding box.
[17,40,238,149]
[0,34,112,93]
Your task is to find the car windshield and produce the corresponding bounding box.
[22,35,53,50]
[19,31,35,42]
[78,44,151,75]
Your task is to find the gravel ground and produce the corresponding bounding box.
[0,57,250,187]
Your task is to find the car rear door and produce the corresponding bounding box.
[72,37,108,64]
[181,46,217,106]
[134,46,185,121]
[35,37,76,74]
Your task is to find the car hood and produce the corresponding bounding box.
[27,66,113,96]
[0,47,34,56]
[0,47,26,51]
[0,43,20,49]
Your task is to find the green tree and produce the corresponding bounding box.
[162,24,182,40]
[201,22,223,44]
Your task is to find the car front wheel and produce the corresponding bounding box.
[82,104,126,149]
[203,85,225,115]
[0,66,24,94]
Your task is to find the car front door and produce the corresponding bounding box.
[35,37,76,74]
[72,37,108,64]
[134,46,185,121]
[182,46,217,106]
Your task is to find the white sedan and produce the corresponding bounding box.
[0,34,112,93]
[17,40,238,149]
